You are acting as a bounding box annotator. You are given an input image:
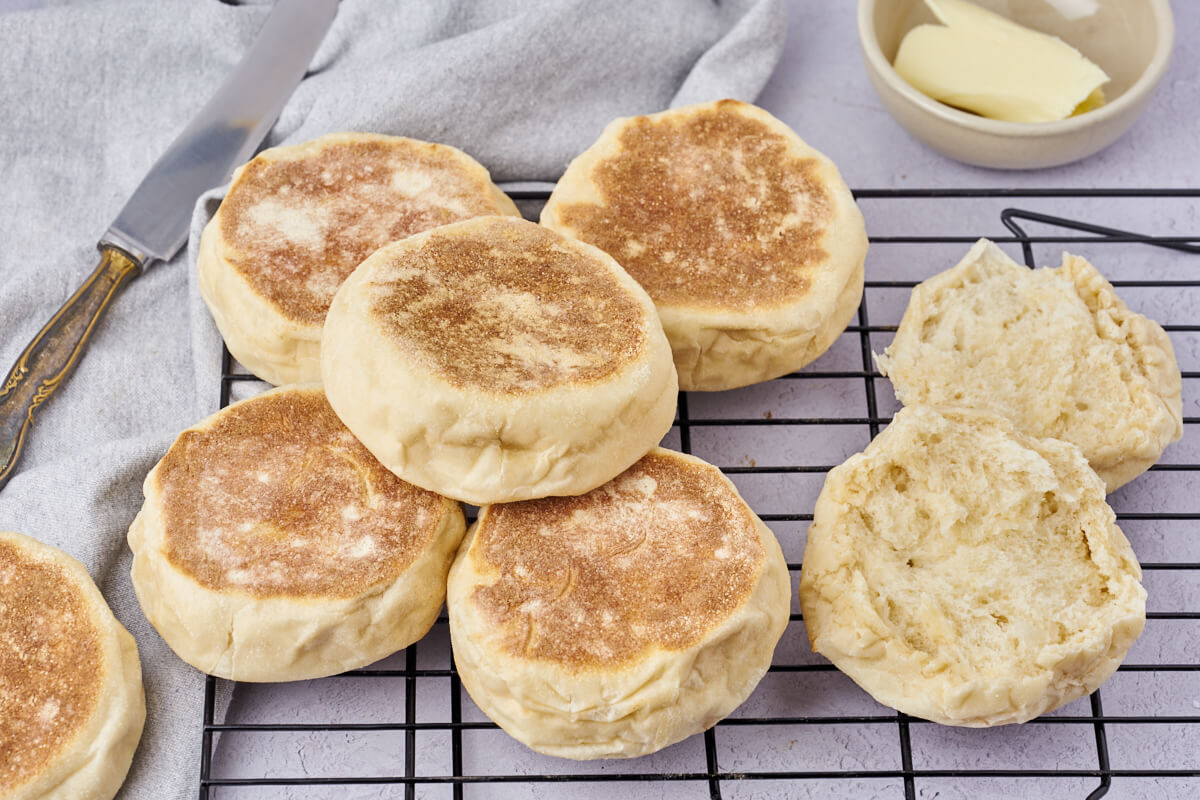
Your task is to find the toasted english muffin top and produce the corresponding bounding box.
[467,449,764,668]
[361,216,651,394]
[155,387,448,599]
[0,533,104,794]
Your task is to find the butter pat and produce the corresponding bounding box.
[893,0,1109,123]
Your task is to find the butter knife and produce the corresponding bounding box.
[0,0,338,490]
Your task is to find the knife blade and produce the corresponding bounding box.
[0,0,339,491]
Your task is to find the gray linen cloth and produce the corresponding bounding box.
[0,0,784,796]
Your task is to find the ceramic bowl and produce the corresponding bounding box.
[857,0,1174,169]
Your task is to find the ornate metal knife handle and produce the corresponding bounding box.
[0,246,141,490]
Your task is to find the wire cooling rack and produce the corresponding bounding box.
[200,188,1200,800]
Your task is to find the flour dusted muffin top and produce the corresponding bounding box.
[0,531,144,800]
[542,99,867,391]
[197,132,520,385]
[447,448,790,759]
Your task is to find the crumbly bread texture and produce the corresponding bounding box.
[320,215,678,505]
[541,99,868,391]
[128,385,466,682]
[798,406,1146,727]
[0,531,145,800]
[197,132,520,386]
[876,239,1183,492]
[447,448,791,759]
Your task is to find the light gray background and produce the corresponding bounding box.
[2,0,1197,798]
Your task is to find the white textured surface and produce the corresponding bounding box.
[217,1,1198,798]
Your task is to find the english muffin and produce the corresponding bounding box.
[799,406,1146,727]
[541,99,868,391]
[197,132,520,386]
[0,531,144,800]
[320,215,678,505]
[128,385,466,682]
[876,239,1183,492]
[447,448,790,759]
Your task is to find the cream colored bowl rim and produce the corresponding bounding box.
[857,0,1175,138]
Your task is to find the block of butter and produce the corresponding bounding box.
[893,0,1109,123]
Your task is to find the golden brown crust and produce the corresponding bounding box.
[468,449,764,668]
[155,387,445,599]
[552,99,832,312]
[217,133,516,326]
[0,540,103,794]
[365,216,647,393]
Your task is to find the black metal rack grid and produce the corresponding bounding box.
[200,188,1200,800]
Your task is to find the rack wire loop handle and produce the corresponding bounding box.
[1002,207,1200,268]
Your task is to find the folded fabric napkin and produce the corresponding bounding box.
[0,0,784,797]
